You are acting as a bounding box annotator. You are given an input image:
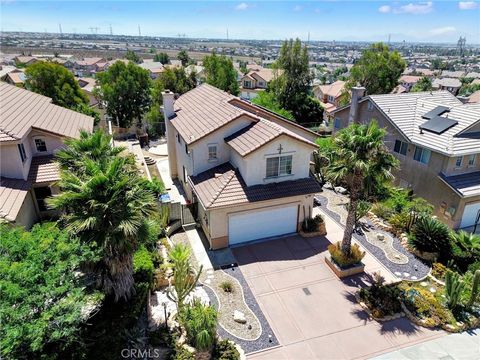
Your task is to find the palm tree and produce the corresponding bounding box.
[48,156,157,301]
[326,120,399,255]
[56,130,128,173]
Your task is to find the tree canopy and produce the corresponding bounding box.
[203,52,240,95]
[94,61,152,128]
[251,90,294,120]
[0,222,102,358]
[177,50,191,67]
[347,42,406,95]
[154,52,170,64]
[270,38,323,124]
[25,61,88,109]
[124,49,142,64]
[411,76,433,92]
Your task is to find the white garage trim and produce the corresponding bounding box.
[228,204,299,245]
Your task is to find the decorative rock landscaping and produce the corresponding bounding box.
[316,189,431,281]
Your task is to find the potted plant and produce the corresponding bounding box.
[325,242,366,278]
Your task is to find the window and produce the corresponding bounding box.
[468,154,476,167]
[334,118,341,129]
[243,80,252,88]
[328,95,335,103]
[393,140,408,156]
[17,143,27,163]
[34,186,52,212]
[185,143,188,155]
[34,138,47,152]
[455,156,463,168]
[177,133,181,144]
[208,145,217,160]
[413,146,431,165]
[266,155,292,178]
[367,101,374,111]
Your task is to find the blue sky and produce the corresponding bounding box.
[1,1,479,44]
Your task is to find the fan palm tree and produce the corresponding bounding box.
[56,130,128,173]
[48,156,157,301]
[326,120,399,255]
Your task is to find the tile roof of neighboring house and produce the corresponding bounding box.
[27,155,60,184]
[188,162,321,209]
[75,57,104,66]
[466,72,480,79]
[6,71,26,84]
[441,70,465,78]
[367,91,480,156]
[0,177,30,222]
[0,82,94,142]
[391,84,408,94]
[225,118,316,157]
[77,77,97,92]
[432,78,462,88]
[0,65,19,79]
[439,171,480,198]
[139,61,164,73]
[316,80,345,98]
[467,90,480,104]
[15,56,37,64]
[399,75,422,84]
[320,102,337,113]
[171,84,316,146]
[247,68,281,83]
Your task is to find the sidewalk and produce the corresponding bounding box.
[372,329,480,359]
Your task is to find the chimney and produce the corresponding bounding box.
[348,86,366,125]
[161,90,175,119]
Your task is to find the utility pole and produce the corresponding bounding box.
[109,24,113,36]
[58,23,62,35]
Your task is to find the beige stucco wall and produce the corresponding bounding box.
[0,141,32,180]
[28,130,66,156]
[14,191,38,229]
[236,134,314,186]
[205,193,315,249]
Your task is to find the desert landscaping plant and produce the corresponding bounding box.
[467,270,480,307]
[166,244,203,312]
[445,270,465,309]
[328,242,365,268]
[408,216,451,258]
[219,281,234,293]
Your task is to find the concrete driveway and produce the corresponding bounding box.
[232,234,445,360]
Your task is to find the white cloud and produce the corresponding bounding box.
[458,1,479,10]
[429,26,456,36]
[235,2,249,11]
[397,2,433,14]
[378,5,391,13]
[293,5,303,12]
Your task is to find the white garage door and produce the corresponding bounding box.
[228,205,298,245]
[460,202,480,228]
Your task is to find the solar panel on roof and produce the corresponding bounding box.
[419,115,458,134]
[422,105,450,119]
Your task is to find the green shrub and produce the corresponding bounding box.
[219,280,234,293]
[359,280,402,317]
[328,242,365,268]
[213,339,240,360]
[371,203,394,220]
[355,200,371,223]
[450,231,480,272]
[179,299,218,352]
[133,246,155,285]
[408,217,451,257]
[302,214,324,232]
[432,262,448,280]
[402,286,454,326]
[388,211,410,232]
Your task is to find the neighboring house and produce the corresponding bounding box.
[440,70,465,79]
[139,61,165,79]
[467,90,480,104]
[162,84,320,249]
[403,68,436,77]
[50,57,75,69]
[0,82,94,228]
[313,80,347,121]
[73,57,106,76]
[239,68,281,100]
[398,75,422,92]
[432,78,462,95]
[77,77,99,107]
[466,72,480,79]
[3,69,26,87]
[185,64,205,84]
[332,88,480,232]
[14,56,38,66]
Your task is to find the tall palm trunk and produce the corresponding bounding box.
[341,173,362,256]
[102,251,135,301]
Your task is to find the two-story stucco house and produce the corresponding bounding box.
[163,84,321,249]
[332,87,480,232]
[239,68,282,100]
[313,80,347,121]
[0,82,93,228]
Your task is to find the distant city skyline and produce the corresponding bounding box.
[1,1,479,44]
